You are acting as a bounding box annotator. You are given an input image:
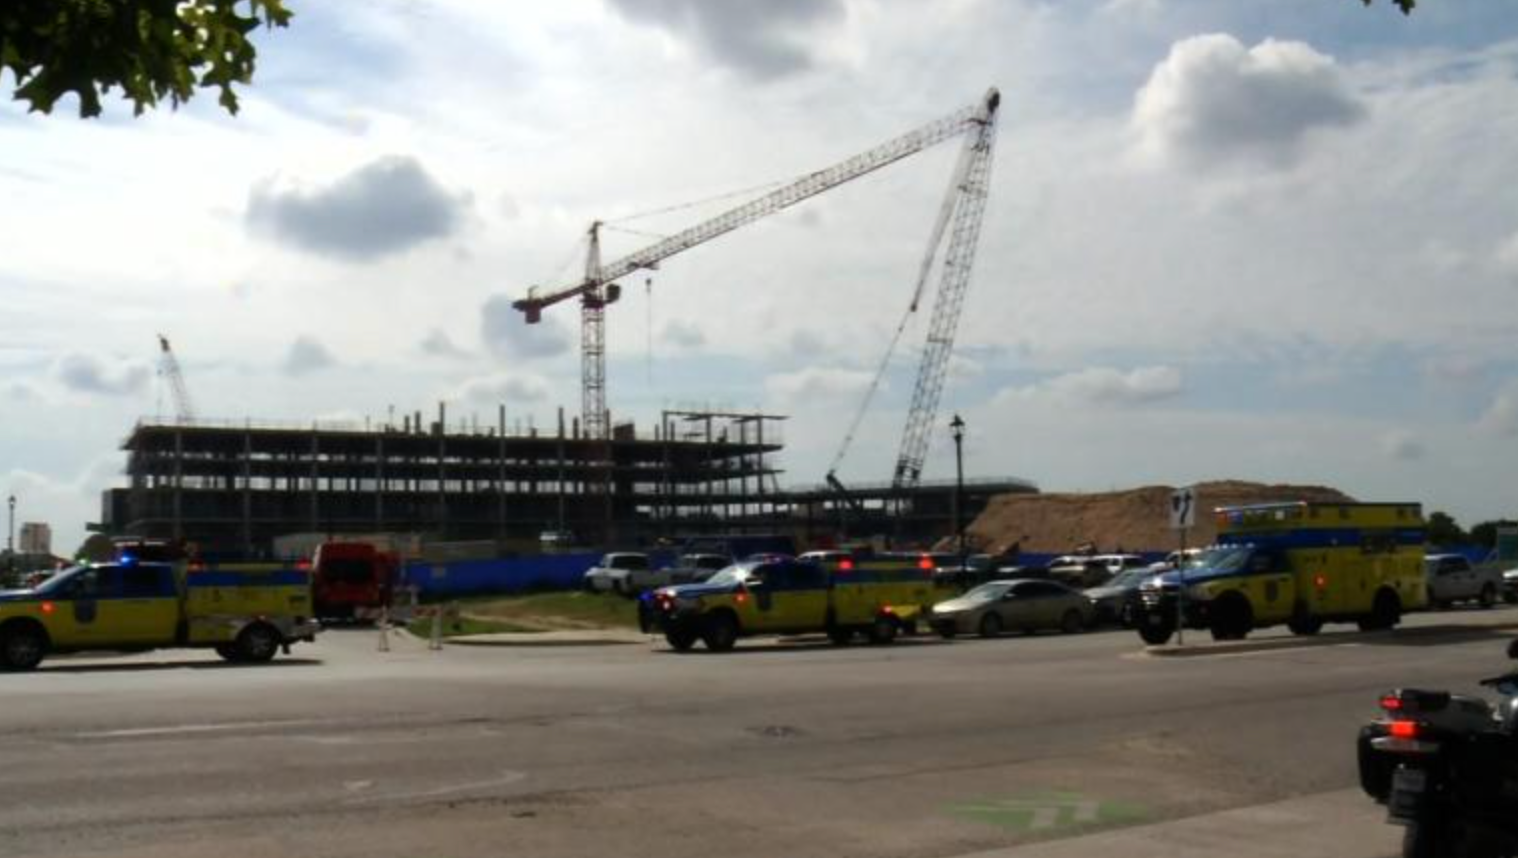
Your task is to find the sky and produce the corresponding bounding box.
[2,0,1517,554]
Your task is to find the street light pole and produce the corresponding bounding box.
[6,494,15,580]
[949,414,966,569]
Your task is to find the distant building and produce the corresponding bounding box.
[18,522,51,555]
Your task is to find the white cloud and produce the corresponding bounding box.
[281,336,338,376]
[999,365,1185,408]
[247,155,471,261]
[481,295,573,360]
[605,0,847,79]
[450,372,551,405]
[661,319,706,349]
[419,328,472,360]
[55,354,150,396]
[764,366,875,405]
[1132,34,1366,170]
[1480,386,1518,437]
[1494,231,1518,276]
[1380,430,1426,462]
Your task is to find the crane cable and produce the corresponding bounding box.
[825,296,922,476]
[604,178,787,226]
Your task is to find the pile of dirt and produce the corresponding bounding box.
[963,480,1356,555]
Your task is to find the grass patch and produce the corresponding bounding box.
[418,590,641,635]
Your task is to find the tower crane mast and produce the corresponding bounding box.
[514,88,1001,446]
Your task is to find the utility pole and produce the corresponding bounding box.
[950,414,966,567]
[6,494,15,582]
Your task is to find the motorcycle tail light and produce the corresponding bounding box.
[1380,695,1403,712]
[1388,720,1421,740]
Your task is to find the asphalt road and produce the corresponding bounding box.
[2,607,1516,858]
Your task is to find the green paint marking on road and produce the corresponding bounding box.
[947,791,1150,833]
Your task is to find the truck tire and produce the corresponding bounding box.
[1288,603,1323,636]
[0,623,47,671]
[1359,590,1402,632]
[1478,584,1497,609]
[701,612,739,652]
[867,616,898,645]
[1210,594,1254,641]
[236,623,281,663]
[1137,611,1174,645]
[215,644,242,662]
[664,629,699,651]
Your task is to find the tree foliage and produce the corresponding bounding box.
[1361,0,1416,14]
[0,0,292,118]
[1469,520,1518,551]
[1427,511,1467,548]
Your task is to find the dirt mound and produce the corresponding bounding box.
[964,480,1356,555]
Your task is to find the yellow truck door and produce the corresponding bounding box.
[746,561,828,633]
[66,564,180,647]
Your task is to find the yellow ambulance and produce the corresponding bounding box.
[1136,502,1426,644]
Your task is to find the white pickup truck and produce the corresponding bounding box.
[1424,553,1504,608]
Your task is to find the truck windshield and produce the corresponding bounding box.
[705,565,753,586]
[34,566,87,595]
[1187,546,1252,574]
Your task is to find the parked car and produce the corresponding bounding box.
[1084,567,1157,627]
[582,552,651,595]
[1047,555,1113,588]
[1147,547,1203,572]
[631,553,732,591]
[927,579,1093,638]
[1424,553,1503,608]
[1505,568,1518,604]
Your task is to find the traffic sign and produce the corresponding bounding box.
[1170,486,1196,530]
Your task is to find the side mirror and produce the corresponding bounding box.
[1508,638,1518,660]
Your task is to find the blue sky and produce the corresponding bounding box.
[2,0,1517,552]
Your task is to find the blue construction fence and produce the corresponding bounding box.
[399,551,678,599]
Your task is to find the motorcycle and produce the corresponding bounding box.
[1358,638,1518,858]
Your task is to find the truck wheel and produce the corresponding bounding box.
[1209,595,1253,641]
[701,613,739,652]
[1288,604,1323,636]
[1359,590,1402,632]
[867,616,898,645]
[0,624,47,671]
[215,643,242,662]
[236,624,281,663]
[664,629,698,652]
[978,613,1003,638]
[1137,613,1174,646]
[1479,584,1497,609]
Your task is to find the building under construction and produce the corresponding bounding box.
[100,406,1035,558]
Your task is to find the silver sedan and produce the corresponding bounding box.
[928,579,1093,638]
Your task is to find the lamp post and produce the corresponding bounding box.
[949,414,966,569]
[6,494,15,581]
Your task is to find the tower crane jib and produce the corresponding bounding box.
[513,88,1001,443]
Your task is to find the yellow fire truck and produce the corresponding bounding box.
[0,555,319,671]
[1136,502,1427,644]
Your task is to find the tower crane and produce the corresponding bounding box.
[513,87,1000,487]
[156,334,196,423]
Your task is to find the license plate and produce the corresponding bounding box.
[1393,768,1427,794]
